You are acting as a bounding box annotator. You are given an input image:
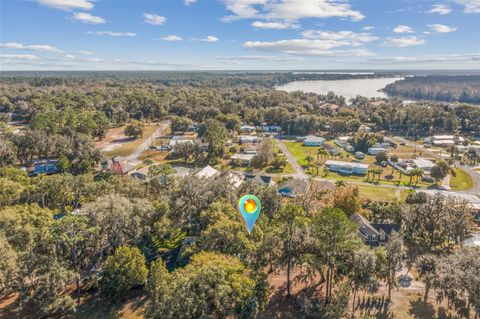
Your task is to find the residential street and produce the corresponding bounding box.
[126,122,169,165]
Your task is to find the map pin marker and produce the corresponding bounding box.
[238,195,261,234]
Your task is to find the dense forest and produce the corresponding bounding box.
[0,73,479,318]
[0,71,393,88]
[384,75,480,103]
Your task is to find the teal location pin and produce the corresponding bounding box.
[238,195,261,234]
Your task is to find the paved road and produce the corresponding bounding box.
[458,165,480,195]
[126,122,169,165]
[276,139,308,180]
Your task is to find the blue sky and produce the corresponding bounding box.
[1,0,479,70]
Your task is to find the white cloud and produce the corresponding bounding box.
[78,50,95,55]
[86,31,136,37]
[251,21,300,29]
[222,0,364,22]
[362,26,374,31]
[0,54,40,61]
[143,13,166,25]
[215,55,305,63]
[0,42,63,53]
[161,35,183,41]
[301,30,378,46]
[243,29,377,56]
[71,12,105,24]
[201,36,219,42]
[243,39,374,56]
[428,24,457,33]
[383,36,426,47]
[453,0,480,13]
[393,25,414,33]
[185,0,196,5]
[37,0,93,11]
[427,4,451,15]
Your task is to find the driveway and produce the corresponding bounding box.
[126,122,169,165]
[276,139,308,180]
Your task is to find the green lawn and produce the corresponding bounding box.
[450,168,474,190]
[283,141,325,167]
[357,185,399,202]
[105,124,160,158]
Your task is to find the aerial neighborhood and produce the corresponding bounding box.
[2,0,480,316]
[1,72,480,319]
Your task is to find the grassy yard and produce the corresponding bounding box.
[105,124,160,158]
[449,168,474,190]
[357,185,399,202]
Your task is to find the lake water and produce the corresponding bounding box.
[276,77,402,100]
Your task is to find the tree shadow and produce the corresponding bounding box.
[409,298,436,319]
[260,287,299,319]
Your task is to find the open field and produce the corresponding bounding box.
[450,168,474,190]
[104,124,160,158]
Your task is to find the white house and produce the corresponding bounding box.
[231,153,255,166]
[303,135,325,147]
[169,136,193,147]
[196,165,218,179]
[225,172,244,189]
[335,136,351,148]
[368,147,388,155]
[430,135,465,146]
[325,160,369,175]
[412,158,435,172]
[239,135,258,144]
[240,125,256,133]
[262,125,282,133]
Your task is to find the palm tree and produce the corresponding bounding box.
[324,166,330,177]
[367,169,376,182]
[390,155,398,175]
[398,169,403,185]
[407,170,415,185]
[375,168,383,182]
[305,155,314,168]
[335,180,346,188]
[414,168,423,185]
[317,147,329,164]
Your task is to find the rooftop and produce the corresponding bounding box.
[196,165,218,179]
[231,153,255,161]
[325,160,369,170]
[412,158,435,169]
